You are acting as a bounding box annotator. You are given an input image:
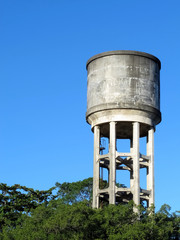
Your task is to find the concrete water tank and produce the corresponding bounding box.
[86,50,161,138]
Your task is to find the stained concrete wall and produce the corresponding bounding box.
[86,51,161,128]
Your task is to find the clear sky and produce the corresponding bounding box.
[0,0,179,212]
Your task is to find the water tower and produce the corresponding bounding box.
[86,50,161,208]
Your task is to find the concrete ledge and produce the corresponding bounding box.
[86,50,161,69]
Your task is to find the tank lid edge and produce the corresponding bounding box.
[86,50,161,69]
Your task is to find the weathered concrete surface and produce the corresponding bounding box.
[86,51,161,138]
[86,51,161,209]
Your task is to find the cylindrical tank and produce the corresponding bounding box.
[86,50,161,138]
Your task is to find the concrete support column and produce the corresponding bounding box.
[92,125,100,208]
[109,121,116,204]
[132,122,140,207]
[147,127,154,207]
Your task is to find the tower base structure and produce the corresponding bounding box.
[92,121,154,209]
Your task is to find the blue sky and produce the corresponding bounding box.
[0,0,179,212]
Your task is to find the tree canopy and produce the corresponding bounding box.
[0,179,179,240]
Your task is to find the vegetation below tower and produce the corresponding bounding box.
[0,178,179,240]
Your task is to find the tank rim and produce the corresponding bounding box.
[86,105,162,126]
[86,50,161,70]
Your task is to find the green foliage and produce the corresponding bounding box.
[0,179,179,240]
[0,183,55,231]
[55,177,93,205]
